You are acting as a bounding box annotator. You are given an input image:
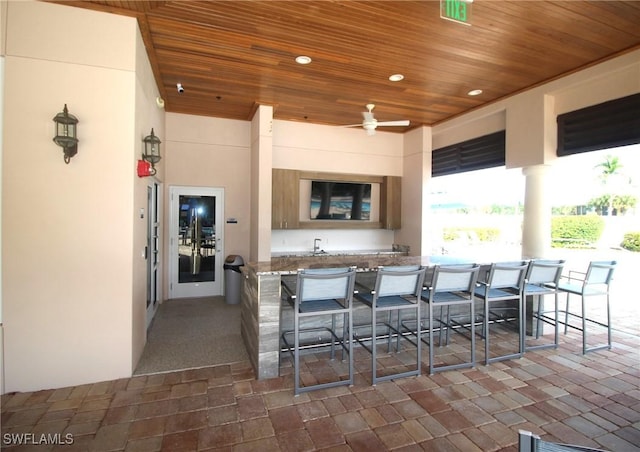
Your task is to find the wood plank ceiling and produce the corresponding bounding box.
[53,1,640,133]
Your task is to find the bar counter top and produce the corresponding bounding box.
[246,253,477,275]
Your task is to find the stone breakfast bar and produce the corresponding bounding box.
[239,252,476,380]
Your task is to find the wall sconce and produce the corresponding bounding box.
[52,104,79,164]
[139,128,161,176]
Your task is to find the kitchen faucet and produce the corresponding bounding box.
[313,238,321,254]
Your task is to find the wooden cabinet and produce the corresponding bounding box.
[380,176,402,230]
[272,169,300,229]
[272,169,400,230]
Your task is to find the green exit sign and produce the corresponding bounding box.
[440,0,472,26]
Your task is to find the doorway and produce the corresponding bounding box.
[146,180,161,329]
[169,186,224,298]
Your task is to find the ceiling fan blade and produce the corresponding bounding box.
[339,123,364,128]
[376,120,410,127]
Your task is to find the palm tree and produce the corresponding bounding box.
[595,155,622,215]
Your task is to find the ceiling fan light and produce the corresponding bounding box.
[389,74,404,82]
[295,55,312,65]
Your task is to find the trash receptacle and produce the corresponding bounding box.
[224,255,244,305]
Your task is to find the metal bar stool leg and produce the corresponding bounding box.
[429,302,435,375]
[371,301,378,384]
[470,299,475,367]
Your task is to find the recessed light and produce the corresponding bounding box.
[468,89,483,96]
[389,74,404,82]
[295,56,312,65]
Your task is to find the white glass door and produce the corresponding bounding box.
[146,181,161,328]
[169,186,224,298]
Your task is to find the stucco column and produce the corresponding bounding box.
[397,126,432,256]
[250,105,273,262]
[521,164,551,259]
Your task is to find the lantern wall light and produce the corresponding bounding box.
[141,128,162,176]
[53,104,79,164]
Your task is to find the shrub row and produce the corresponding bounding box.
[443,227,500,242]
[621,232,640,252]
[441,216,639,252]
[551,216,604,248]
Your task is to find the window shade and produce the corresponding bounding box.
[432,131,506,177]
[557,93,640,157]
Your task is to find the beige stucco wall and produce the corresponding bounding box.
[273,120,404,175]
[398,127,432,256]
[551,53,640,116]
[250,105,274,261]
[1,1,154,392]
[164,113,252,276]
[0,0,6,395]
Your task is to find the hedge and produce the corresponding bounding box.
[551,215,604,248]
[621,232,640,252]
[443,227,500,242]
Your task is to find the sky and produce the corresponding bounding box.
[548,144,640,205]
[430,143,640,209]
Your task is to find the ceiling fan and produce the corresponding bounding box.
[342,104,410,135]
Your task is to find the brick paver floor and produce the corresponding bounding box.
[2,321,638,451]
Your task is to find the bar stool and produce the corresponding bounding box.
[281,266,357,395]
[354,265,426,385]
[522,259,565,353]
[474,261,528,365]
[421,264,480,375]
[556,260,616,354]
[518,429,607,452]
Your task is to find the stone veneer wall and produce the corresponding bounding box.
[240,268,282,379]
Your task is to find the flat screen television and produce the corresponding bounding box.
[310,181,371,220]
